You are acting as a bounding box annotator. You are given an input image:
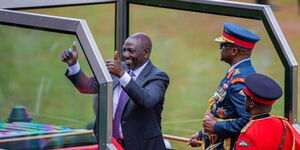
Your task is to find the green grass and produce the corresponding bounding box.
[0,1,299,149]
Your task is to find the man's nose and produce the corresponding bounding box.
[123,51,130,58]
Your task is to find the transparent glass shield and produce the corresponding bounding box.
[23,4,115,60]
[129,4,285,149]
[0,9,113,150]
[0,24,99,149]
[0,25,97,127]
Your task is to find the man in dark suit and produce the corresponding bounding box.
[61,32,169,150]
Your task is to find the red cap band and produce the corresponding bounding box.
[244,87,275,104]
[223,32,256,49]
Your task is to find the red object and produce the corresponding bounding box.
[235,116,298,150]
[54,145,98,150]
[112,138,124,150]
[244,87,275,104]
[223,32,256,49]
[230,78,245,85]
[54,138,124,150]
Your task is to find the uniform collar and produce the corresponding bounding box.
[251,113,270,120]
[228,58,251,73]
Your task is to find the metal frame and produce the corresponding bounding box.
[0,9,114,150]
[122,0,299,124]
[0,0,115,10]
[0,0,299,148]
[115,0,128,53]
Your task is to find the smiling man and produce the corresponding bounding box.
[188,23,260,150]
[61,32,169,150]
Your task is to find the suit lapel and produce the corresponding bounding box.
[135,61,153,85]
[121,61,153,116]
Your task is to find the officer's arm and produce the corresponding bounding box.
[234,135,256,150]
[214,83,250,138]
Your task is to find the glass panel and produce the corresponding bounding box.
[25,4,115,60]
[0,25,97,149]
[235,0,300,122]
[130,4,285,149]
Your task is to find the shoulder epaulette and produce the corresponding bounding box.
[230,77,245,85]
[273,115,288,121]
[241,120,254,133]
[227,69,241,79]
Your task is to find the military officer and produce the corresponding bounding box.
[188,22,260,150]
[235,73,300,150]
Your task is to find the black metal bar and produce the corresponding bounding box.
[259,8,298,122]
[299,0,300,14]
[115,0,129,59]
[128,0,263,20]
[260,19,293,121]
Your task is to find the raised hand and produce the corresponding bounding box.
[105,51,125,77]
[61,41,79,66]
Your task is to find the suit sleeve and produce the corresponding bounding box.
[123,71,169,109]
[214,83,250,138]
[65,69,98,94]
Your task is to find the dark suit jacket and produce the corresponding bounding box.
[66,61,169,150]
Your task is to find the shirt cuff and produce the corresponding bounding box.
[119,72,131,87]
[67,62,80,76]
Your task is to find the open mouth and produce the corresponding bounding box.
[125,59,132,64]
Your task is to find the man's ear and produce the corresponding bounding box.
[250,101,255,108]
[232,47,239,56]
[144,48,150,59]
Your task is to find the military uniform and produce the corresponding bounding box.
[234,73,300,150]
[199,59,255,150]
[198,23,260,150]
[235,114,296,150]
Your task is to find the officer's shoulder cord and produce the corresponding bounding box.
[277,118,287,150]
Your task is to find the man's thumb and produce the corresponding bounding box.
[72,41,78,52]
[114,50,121,61]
